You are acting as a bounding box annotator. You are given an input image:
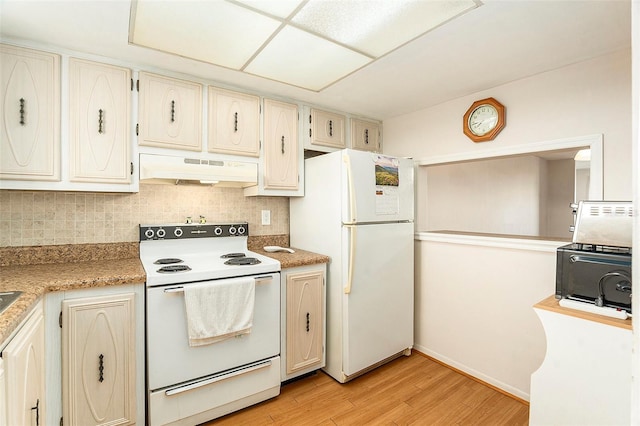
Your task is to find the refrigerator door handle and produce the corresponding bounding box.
[344,225,356,294]
[342,153,357,224]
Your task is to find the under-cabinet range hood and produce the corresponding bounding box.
[139,153,257,187]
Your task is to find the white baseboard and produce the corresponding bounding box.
[413,344,530,402]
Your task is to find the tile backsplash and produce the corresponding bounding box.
[0,184,289,247]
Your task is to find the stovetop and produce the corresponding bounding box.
[139,223,280,287]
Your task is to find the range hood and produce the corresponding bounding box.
[139,153,257,187]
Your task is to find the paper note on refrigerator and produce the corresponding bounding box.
[375,186,399,215]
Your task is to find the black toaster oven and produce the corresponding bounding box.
[556,243,632,313]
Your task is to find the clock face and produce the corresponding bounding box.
[468,104,499,136]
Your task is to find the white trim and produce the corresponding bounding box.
[630,1,639,424]
[413,344,530,402]
[414,134,603,200]
[415,231,567,253]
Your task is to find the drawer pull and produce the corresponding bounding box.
[165,359,272,396]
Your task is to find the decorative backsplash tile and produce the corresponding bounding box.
[0,184,289,247]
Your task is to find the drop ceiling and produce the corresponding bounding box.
[0,0,631,120]
[129,0,479,91]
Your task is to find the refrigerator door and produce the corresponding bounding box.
[341,149,414,224]
[341,221,414,377]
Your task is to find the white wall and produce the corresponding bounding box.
[424,156,573,238]
[385,49,632,200]
[384,50,632,400]
[414,234,563,400]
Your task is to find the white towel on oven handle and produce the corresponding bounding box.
[183,278,255,347]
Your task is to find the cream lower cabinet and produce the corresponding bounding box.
[281,264,326,381]
[61,292,136,426]
[0,356,5,426]
[68,58,131,184]
[1,301,45,426]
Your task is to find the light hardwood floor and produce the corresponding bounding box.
[208,352,529,425]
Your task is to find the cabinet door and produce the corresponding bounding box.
[208,86,259,157]
[62,293,136,426]
[139,71,202,151]
[3,303,45,426]
[0,356,5,426]
[286,270,324,374]
[350,118,380,152]
[69,58,131,183]
[263,99,298,190]
[0,44,60,181]
[309,108,345,150]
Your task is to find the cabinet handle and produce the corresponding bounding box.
[306,312,310,332]
[281,135,285,154]
[19,98,26,126]
[329,120,333,137]
[98,109,104,134]
[364,129,369,145]
[99,354,104,382]
[31,399,39,426]
[234,112,238,132]
[171,100,175,123]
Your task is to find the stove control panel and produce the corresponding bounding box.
[139,223,249,241]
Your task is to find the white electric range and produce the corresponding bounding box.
[139,222,281,425]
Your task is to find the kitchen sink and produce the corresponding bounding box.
[0,291,22,316]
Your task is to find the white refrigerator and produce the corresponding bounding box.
[290,148,414,383]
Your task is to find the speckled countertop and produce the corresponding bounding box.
[0,243,146,346]
[253,247,330,269]
[0,238,329,346]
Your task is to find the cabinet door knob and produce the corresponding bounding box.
[98,109,104,134]
[99,353,105,382]
[19,98,26,126]
[31,398,39,426]
[234,111,238,132]
[329,120,333,137]
[306,312,310,332]
[364,129,369,144]
[171,100,176,123]
[281,135,285,154]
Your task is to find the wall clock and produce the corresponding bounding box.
[463,97,506,142]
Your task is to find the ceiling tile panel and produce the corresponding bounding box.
[131,0,281,69]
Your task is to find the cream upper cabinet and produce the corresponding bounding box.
[262,98,298,191]
[2,301,45,426]
[0,44,60,181]
[62,292,136,426]
[68,58,131,184]
[281,265,326,381]
[305,107,346,151]
[350,117,381,152]
[139,72,202,151]
[208,86,260,157]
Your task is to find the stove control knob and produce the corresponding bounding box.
[229,226,237,235]
[237,226,246,235]
[214,227,223,236]
[156,228,166,238]
[174,228,183,238]
[144,229,155,239]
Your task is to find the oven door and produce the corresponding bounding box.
[146,273,280,391]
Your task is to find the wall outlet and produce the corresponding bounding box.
[261,210,271,226]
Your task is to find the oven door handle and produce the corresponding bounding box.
[163,276,274,293]
[164,359,272,396]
